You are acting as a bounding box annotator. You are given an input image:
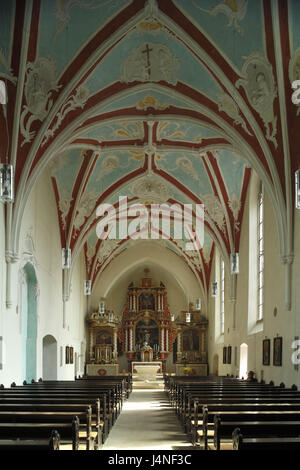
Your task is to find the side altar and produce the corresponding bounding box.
[85,308,121,376]
[173,308,208,376]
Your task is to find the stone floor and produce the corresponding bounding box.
[102,383,194,451]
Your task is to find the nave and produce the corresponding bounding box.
[1,0,300,455]
[2,373,300,451]
[102,387,192,451]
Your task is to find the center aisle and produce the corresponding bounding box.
[102,387,194,451]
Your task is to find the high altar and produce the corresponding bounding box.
[85,270,208,376]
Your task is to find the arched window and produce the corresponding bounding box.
[248,173,264,334]
[220,258,225,335]
[257,183,264,321]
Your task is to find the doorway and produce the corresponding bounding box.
[42,335,57,380]
[239,343,248,379]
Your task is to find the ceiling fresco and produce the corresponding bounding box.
[1,0,298,306]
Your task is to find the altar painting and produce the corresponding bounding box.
[96,331,112,345]
[138,292,155,311]
[135,319,159,348]
[183,329,200,351]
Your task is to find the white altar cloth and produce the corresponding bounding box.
[134,364,161,381]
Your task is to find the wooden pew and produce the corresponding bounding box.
[0,398,105,447]
[14,383,118,425]
[232,428,300,451]
[192,402,300,447]
[0,430,60,451]
[214,415,300,450]
[0,378,129,448]
[185,393,300,437]
[0,416,79,450]
[0,389,109,440]
[0,407,94,450]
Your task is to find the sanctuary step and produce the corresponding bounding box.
[132,375,164,390]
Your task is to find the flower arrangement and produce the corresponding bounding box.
[183,367,191,375]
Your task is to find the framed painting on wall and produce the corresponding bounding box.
[70,347,74,365]
[227,346,232,364]
[273,337,282,366]
[65,346,70,365]
[223,346,227,364]
[262,339,270,366]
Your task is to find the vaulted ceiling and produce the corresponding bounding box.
[1,0,299,304]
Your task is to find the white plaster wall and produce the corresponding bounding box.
[207,181,300,388]
[0,202,5,377]
[0,170,86,386]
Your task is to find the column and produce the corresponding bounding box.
[89,329,94,360]
[165,328,169,352]
[133,294,136,312]
[125,328,128,353]
[129,326,133,352]
[113,328,118,359]
[177,329,182,362]
[161,327,164,352]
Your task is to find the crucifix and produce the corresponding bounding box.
[142,44,153,79]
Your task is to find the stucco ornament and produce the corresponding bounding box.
[23,229,36,267]
[73,190,99,234]
[97,239,119,265]
[236,52,278,147]
[217,93,252,135]
[202,194,226,232]
[59,189,73,230]
[228,194,241,221]
[20,57,61,146]
[54,0,113,37]
[86,245,96,271]
[202,245,211,265]
[176,157,201,184]
[289,47,300,115]
[137,0,162,35]
[121,43,179,85]
[43,85,89,145]
[131,176,171,203]
[96,154,119,181]
[194,0,248,35]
